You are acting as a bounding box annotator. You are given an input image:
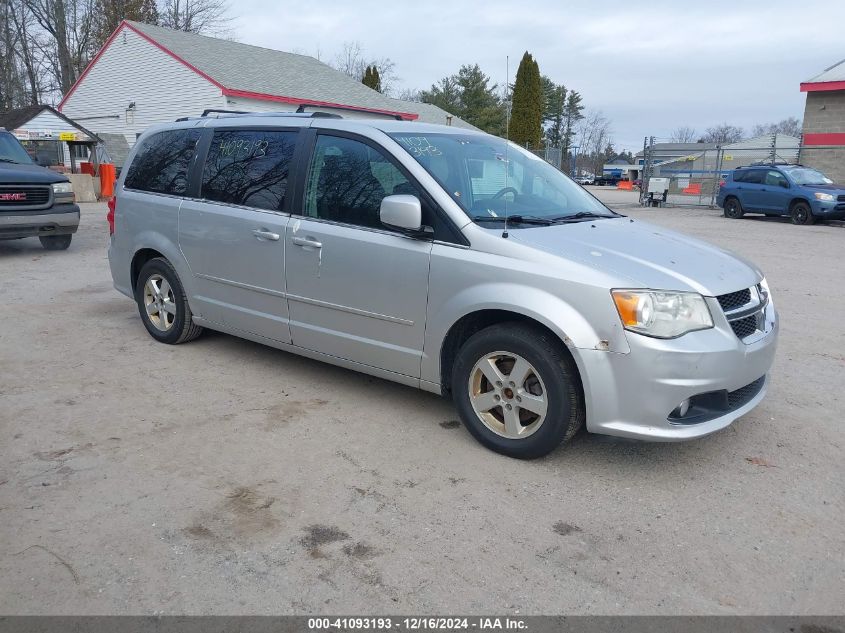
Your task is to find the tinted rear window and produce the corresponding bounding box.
[734,169,764,184]
[201,129,298,211]
[124,129,201,195]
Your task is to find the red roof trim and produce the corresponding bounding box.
[802,132,845,146]
[221,88,419,120]
[800,80,845,92]
[60,20,418,122]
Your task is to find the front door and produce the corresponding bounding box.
[761,169,791,213]
[284,133,433,378]
[178,128,299,342]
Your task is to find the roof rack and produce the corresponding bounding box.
[296,103,403,121]
[175,109,344,122]
[743,161,802,167]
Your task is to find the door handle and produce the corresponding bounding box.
[292,236,322,249]
[253,229,280,241]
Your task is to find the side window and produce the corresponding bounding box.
[124,129,200,195]
[201,129,297,211]
[743,170,765,185]
[765,170,788,187]
[733,171,746,183]
[304,135,416,230]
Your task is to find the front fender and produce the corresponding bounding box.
[420,281,629,386]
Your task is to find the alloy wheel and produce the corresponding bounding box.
[468,351,548,439]
[143,274,177,332]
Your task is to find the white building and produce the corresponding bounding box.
[59,20,474,160]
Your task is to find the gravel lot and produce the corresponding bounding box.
[1,198,842,615]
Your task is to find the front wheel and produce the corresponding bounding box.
[723,197,743,219]
[790,201,815,225]
[135,257,203,344]
[451,323,584,459]
[39,234,72,250]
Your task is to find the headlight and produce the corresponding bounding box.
[52,182,73,194]
[612,289,713,339]
[814,192,834,202]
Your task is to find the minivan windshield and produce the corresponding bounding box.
[0,132,34,165]
[389,132,615,224]
[783,167,833,185]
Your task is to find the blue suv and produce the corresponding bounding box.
[716,164,845,225]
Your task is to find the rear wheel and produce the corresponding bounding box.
[451,323,584,459]
[135,257,203,344]
[39,234,72,250]
[723,197,743,219]
[790,201,815,225]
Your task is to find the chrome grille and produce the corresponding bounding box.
[717,289,751,312]
[730,315,758,339]
[717,286,766,341]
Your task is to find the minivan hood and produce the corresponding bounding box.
[504,217,762,296]
[0,161,68,184]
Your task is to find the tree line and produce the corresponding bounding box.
[668,117,802,144]
[0,0,228,109]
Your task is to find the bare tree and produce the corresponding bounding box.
[669,126,697,143]
[24,0,95,95]
[751,116,802,138]
[699,123,744,144]
[396,87,421,103]
[331,41,399,96]
[576,110,613,175]
[159,0,229,34]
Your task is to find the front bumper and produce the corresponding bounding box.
[0,203,80,239]
[576,298,778,440]
[812,200,845,220]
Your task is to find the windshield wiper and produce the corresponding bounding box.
[0,158,23,164]
[551,211,618,222]
[472,214,555,226]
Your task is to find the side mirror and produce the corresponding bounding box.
[380,194,423,232]
[779,180,790,189]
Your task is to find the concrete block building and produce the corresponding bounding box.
[800,58,845,183]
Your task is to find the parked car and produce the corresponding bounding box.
[575,175,594,185]
[594,175,621,186]
[717,164,845,225]
[108,112,778,458]
[0,127,79,249]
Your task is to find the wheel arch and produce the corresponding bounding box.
[789,196,811,210]
[437,308,586,400]
[130,248,165,292]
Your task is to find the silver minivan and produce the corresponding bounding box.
[108,112,778,458]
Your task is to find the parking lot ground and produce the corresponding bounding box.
[1,202,843,615]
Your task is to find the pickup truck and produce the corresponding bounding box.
[1,128,79,250]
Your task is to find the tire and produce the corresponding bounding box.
[135,257,203,344]
[723,197,743,219]
[39,234,72,250]
[451,322,584,459]
[790,201,815,225]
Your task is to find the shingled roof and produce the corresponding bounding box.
[61,20,478,130]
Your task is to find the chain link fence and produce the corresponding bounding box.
[637,134,844,208]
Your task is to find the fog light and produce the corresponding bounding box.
[672,399,691,418]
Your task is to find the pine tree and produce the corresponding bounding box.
[509,52,543,148]
[561,90,584,157]
[545,84,567,147]
[362,65,382,92]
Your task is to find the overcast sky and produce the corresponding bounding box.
[230,0,845,152]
